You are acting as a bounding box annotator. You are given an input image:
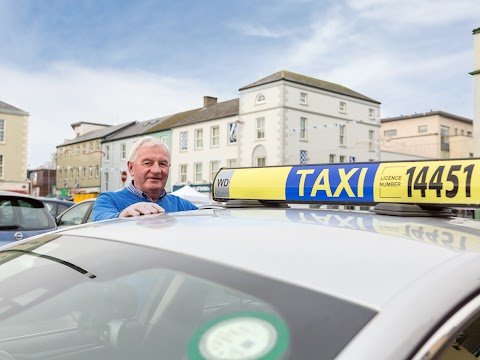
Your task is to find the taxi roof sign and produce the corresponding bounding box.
[213,159,480,207]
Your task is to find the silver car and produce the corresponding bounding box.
[0,159,479,360]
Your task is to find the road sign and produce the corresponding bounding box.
[121,171,127,182]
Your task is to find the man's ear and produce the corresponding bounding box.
[127,161,134,176]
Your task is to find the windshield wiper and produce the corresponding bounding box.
[1,250,96,279]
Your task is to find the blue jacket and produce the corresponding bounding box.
[92,187,198,221]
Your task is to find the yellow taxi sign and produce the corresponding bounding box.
[213,159,480,206]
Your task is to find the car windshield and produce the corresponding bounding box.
[0,234,376,359]
[0,197,54,231]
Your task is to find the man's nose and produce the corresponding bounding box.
[150,162,163,173]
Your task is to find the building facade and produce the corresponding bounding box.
[56,121,136,196]
[380,111,474,159]
[0,100,29,183]
[472,27,480,156]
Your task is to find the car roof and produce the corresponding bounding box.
[58,158,480,313]
[59,207,480,310]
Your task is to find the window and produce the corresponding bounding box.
[227,159,237,168]
[121,143,127,160]
[96,141,101,150]
[95,165,99,178]
[105,145,110,161]
[195,129,203,149]
[418,125,427,133]
[0,119,5,142]
[89,166,93,178]
[300,117,308,140]
[256,94,266,104]
[210,161,220,181]
[300,92,308,105]
[180,131,188,151]
[211,126,219,147]
[256,117,265,139]
[339,101,347,113]
[89,142,93,151]
[369,130,375,151]
[194,163,202,183]
[70,169,74,180]
[461,129,465,135]
[0,155,3,177]
[105,172,109,191]
[368,108,375,119]
[256,157,266,167]
[82,167,86,179]
[76,145,80,155]
[180,165,188,183]
[300,150,308,165]
[75,167,79,180]
[467,131,472,137]
[441,126,450,152]
[228,122,237,144]
[384,129,397,136]
[339,155,346,163]
[160,136,167,143]
[329,154,336,163]
[339,125,346,146]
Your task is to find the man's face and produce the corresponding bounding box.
[128,144,170,199]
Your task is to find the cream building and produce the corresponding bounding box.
[472,27,480,156]
[0,100,29,182]
[380,111,474,159]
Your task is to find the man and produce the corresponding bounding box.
[93,136,197,221]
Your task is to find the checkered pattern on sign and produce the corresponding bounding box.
[180,131,188,150]
[300,150,307,164]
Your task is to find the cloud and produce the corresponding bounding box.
[0,63,216,168]
[228,22,294,38]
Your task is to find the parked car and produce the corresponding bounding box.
[37,197,75,218]
[55,198,95,228]
[0,190,57,246]
[0,159,480,359]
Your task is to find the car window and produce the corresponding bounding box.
[57,202,91,226]
[56,203,70,215]
[0,235,377,360]
[0,198,52,230]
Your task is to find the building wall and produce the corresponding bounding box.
[0,111,28,182]
[380,113,474,159]
[56,139,103,194]
[170,117,238,187]
[473,28,480,156]
[238,81,381,167]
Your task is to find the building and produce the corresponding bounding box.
[56,121,136,197]
[472,27,480,156]
[0,100,29,184]
[380,111,474,159]
[55,70,381,197]
[168,70,381,188]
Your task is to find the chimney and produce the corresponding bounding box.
[204,96,218,108]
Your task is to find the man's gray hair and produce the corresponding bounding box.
[128,136,170,162]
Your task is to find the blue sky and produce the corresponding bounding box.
[0,0,478,168]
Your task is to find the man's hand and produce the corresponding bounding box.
[119,202,165,217]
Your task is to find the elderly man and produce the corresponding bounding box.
[93,136,197,221]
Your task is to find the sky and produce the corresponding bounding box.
[0,0,479,169]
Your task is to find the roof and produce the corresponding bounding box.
[146,108,202,132]
[381,110,473,124]
[58,121,137,147]
[171,98,239,128]
[102,115,172,142]
[0,100,29,116]
[64,207,480,310]
[239,70,381,104]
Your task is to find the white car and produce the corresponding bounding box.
[0,158,479,360]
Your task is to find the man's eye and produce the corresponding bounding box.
[143,161,152,166]
[159,162,169,167]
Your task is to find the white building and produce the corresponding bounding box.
[168,70,381,189]
[472,27,480,156]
